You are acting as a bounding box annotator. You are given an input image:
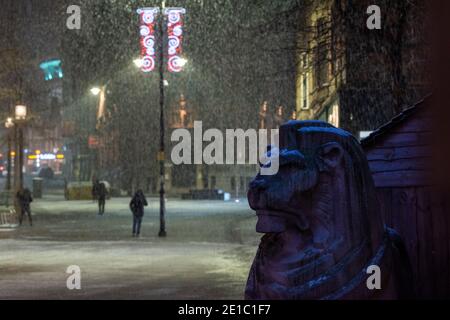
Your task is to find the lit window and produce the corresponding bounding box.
[302,77,308,109]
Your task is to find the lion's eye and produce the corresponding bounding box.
[286,162,306,172]
[281,158,306,170]
[279,149,306,169]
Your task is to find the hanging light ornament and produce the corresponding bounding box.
[137,7,159,73]
[165,8,186,73]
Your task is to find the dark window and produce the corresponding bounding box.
[230,177,236,190]
[210,176,216,189]
[315,18,329,88]
[172,164,196,188]
[240,176,245,191]
[202,173,208,189]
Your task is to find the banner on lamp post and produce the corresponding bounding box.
[137,7,159,73]
[164,8,186,73]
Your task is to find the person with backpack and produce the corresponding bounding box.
[129,189,148,237]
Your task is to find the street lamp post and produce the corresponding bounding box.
[137,3,186,237]
[7,105,27,217]
[14,105,27,194]
[158,4,167,237]
[90,84,109,182]
[5,117,14,207]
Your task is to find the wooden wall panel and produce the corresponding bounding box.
[372,132,432,148]
[377,186,450,298]
[364,102,449,298]
[369,157,430,173]
[366,146,432,161]
[392,188,419,290]
[372,170,428,188]
[415,187,435,297]
[429,189,450,297]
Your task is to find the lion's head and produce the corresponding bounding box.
[246,121,388,299]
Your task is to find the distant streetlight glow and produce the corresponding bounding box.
[90,87,101,96]
[133,58,143,68]
[15,105,27,121]
[90,86,107,120]
[5,117,14,128]
[178,58,188,67]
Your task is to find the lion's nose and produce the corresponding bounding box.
[249,176,269,190]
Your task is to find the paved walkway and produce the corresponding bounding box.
[0,196,259,299]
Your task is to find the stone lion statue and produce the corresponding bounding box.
[246,121,413,300]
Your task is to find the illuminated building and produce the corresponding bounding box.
[295,0,429,137]
[39,60,63,81]
[0,0,66,176]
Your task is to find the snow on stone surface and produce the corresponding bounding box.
[0,195,259,299]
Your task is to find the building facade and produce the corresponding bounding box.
[1,0,66,178]
[295,0,430,137]
[166,95,258,198]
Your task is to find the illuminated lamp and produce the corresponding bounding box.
[15,105,27,121]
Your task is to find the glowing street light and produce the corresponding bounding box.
[4,116,14,205]
[5,117,14,129]
[90,87,101,96]
[178,58,188,68]
[90,86,107,122]
[133,58,143,68]
[11,105,28,207]
[15,105,27,121]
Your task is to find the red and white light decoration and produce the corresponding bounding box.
[137,7,159,73]
[164,8,186,73]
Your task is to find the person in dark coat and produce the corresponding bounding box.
[129,190,148,237]
[16,188,33,226]
[97,182,108,215]
[92,179,100,202]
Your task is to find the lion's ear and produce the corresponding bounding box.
[318,142,344,171]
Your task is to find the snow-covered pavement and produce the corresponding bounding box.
[0,195,260,299]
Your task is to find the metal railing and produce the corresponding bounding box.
[0,207,17,227]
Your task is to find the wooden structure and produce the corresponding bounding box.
[362,96,450,298]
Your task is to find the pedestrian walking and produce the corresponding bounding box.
[129,189,148,237]
[16,188,33,226]
[97,181,108,215]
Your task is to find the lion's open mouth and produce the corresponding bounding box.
[255,210,290,233]
[256,209,311,233]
